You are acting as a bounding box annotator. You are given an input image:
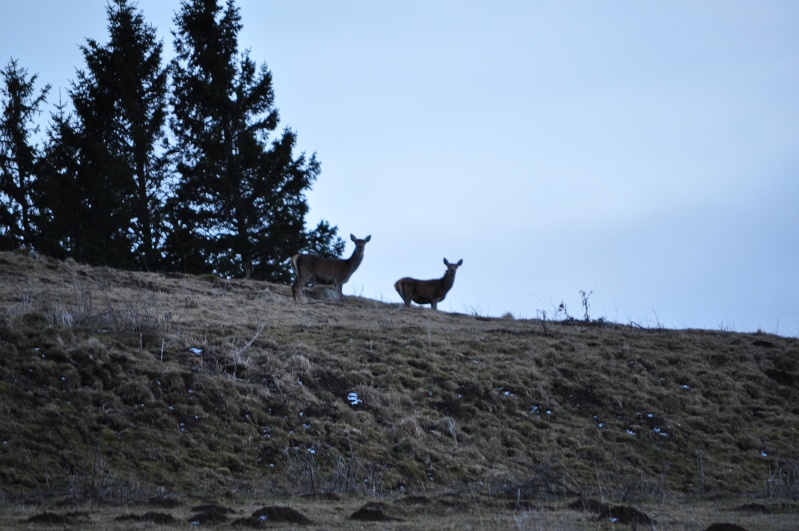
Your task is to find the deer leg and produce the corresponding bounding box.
[431,300,438,311]
[292,272,309,303]
[336,283,345,303]
[292,281,302,302]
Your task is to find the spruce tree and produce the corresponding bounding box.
[36,99,81,259]
[0,59,50,251]
[39,0,169,268]
[167,0,342,281]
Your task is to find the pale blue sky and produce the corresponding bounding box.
[2,1,798,334]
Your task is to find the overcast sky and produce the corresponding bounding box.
[2,1,798,335]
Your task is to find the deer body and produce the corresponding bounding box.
[291,234,371,302]
[394,258,463,310]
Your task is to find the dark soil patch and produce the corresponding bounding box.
[598,505,654,525]
[753,340,778,348]
[191,503,235,514]
[188,505,233,526]
[568,498,611,514]
[232,516,269,528]
[250,506,313,524]
[146,496,181,508]
[733,503,768,513]
[115,511,176,524]
[23,511,91,525]
[705,524,750,531]
[350,502,404,522]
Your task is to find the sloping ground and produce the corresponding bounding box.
[0,250,797,508]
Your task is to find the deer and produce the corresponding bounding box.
[394,258,463,310]
[291,234,371,303]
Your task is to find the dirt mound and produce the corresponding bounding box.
[146,495,181,508]
[250,506,313,524]
[598,505,653,525]
[350,502,404,522]
[567,498,611,514]
[115,511,176,524]
[188,504,234,526]
[23,511,91,525]
[232,516,269,528]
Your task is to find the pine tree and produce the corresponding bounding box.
[0,59,50,251]
[167,0,342,281]
[38,0,169,268]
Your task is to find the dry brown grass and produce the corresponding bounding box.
[0,250,797,529]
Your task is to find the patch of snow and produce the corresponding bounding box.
[347,392,362,405]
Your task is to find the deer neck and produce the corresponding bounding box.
[441,269,456,290]
[346,247,364,271]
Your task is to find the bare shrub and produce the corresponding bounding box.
[765,459,799,499]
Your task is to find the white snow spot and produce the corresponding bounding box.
[189,347,202,355]
[348,392,362,405]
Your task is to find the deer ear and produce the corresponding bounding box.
[443,258,449,265]
[364,235,371,242]
[457,259,463,266]
[350,234,356,241]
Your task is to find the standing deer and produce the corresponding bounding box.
[291,234,371,303]
[394,258,463,310]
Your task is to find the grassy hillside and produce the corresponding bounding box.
[1,250,798,528]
